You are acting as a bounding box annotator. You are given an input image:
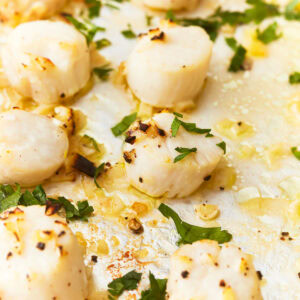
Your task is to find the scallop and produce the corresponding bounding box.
[123,112,223,198]
[167,240,262,300]
[0,110,69,186]
[1,20,90,104]
[0,0,67,25]
[0,205,88,300]
[143,0,199,11]
[126,23,212,109]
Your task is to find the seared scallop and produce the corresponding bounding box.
[167,240,262,300]
[1,20,90,104]
[0,0,67,25]
[126,23,212,109]
[0,110,69,186]
[0,205,88,300]
[143,0,199,11]
[123,112,223,198]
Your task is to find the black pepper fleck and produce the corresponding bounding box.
[157,128,166,136]
[219,280,226,287]
[91,255,98,263]
[36,242,46,251]
[256,271,263,280]
[204,175,211,181]
[181,271,189,278]
[125,135,136,145]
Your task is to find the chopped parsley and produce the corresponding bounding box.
[107,270,142,298]
[0,185,94,221]
[64,14,105,44]
[121,24,137,39]
[285,0,300,21]
[146,14,153,26]
[95,38,112,50]
[256,22,282,44]
[140,272,167,300]
[225,37,247,72]
[216,141,227,154]
[166,0,281,42]
[291,146,300,160]
[94,163,105,188]
[289,72,300,84]
[83,134,100,152]
[174,147,197,163]
[85,0,102,18]
[93,65,113,80]
[111,112,137,137]
[158,203,232,245]
[171,113,211,137]
[165,10,220,41]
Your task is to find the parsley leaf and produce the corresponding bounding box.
[0,184,22,213]
[140,272,167,300]
[256,22,282,44]
[216,141,227,154]
[83,134,101,152]
[95,38,112,50]
[158,203,232,245]
[171,114,211,137]
[121,24,137,39]
[243,0,280,24]
[65,14,105,44]
[291,146,300,160]
[225,37,247,72]
[111,112,137,137]
[94,163,105,188]
[146,14,153,26]
[0,184,94,221]
[85,0,102,18]
[285,0,300,20]
[174,147,197,163]
[166,10,221,41]
[93,65,113,80]
[108,270,142,297]
[289,72,300,84]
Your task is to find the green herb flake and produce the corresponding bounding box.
[171,115,211,137]
[256,22,282,44]
[226,38,247,72]
[291,146,300,160]
[285,0,300,21]
[146,14,153,26]
[121,24,137,39]
[93,65,113,81]
[108,270,142,297]
[94,163,105,188]
[83,134,101,152]
[140,272,167,300]
[65,15,105,44]
[174,147,197,163]
[85,0,102,18]
[111,112,137,137]
[0,184,94,221]
[95,38,112,50]
[159,203,232,245]
[289,72,300,84]
[216,141,227,154]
